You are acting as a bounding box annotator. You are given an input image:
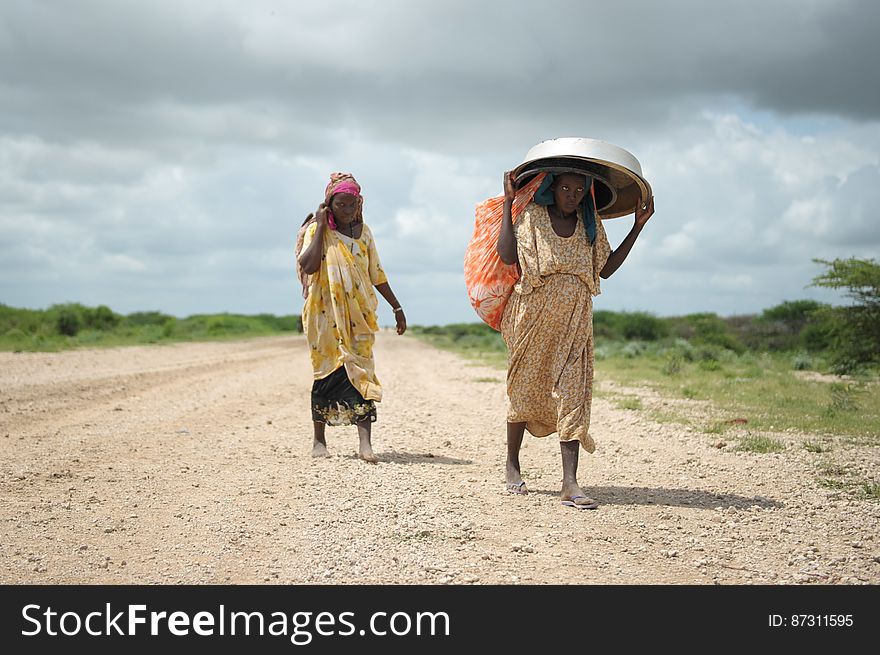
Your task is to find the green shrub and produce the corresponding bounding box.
[161,318,177,338]
[760,300,824,329]
[668,313,745,353]
[87,305,121,330]
[593,311,622,340]
[670,339,696,361]
[54,305,83,336]
[694,345,722,362]
[800,316,836,352]
[736,316,794,351]
[693,316,745,352]
[593,344,611,360]
[253,313,302,332]
[621,341,648,358]
[75,330,105,344]
[662,352,682,376]
[826,382,862,415]
[4,327,26,339]
[0,304,46,334]
[207,315,252,335]
[618,312,667,341]
[698,359,722,372]
[659,301,838,354]
[792,352,812,371]
[124,311,175,327]
[0,303,302,351]
[139,325,164,343]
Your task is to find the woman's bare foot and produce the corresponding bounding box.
[357,421,377,463]
[358,440,378,463]
[311,422,329,457]
[505,462,527,494]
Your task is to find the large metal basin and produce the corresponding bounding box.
[513,137,651,218]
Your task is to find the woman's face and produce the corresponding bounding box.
[552,174,588,215]
[330,193,358,224]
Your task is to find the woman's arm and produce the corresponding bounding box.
[297,203,329,274]
[600,196,654,279]
[375,282,406,335]
[496,170,518,265]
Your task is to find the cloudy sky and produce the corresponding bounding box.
[2,0,878,326]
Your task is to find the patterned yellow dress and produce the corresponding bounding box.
[500,202,611,452]
[300,221,388,425]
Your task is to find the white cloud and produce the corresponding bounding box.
[102,254,148,273]
[781,197,833,237]
[659,232,696,259]
[710,273,755,291]
[2,1,879,323]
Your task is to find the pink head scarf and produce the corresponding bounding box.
[324,172,363,230]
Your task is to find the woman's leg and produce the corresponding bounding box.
[560,440,598,508]
[506,422,528,492]
[311,421,329,457]
[560,440,580,496]
[356,419,378,463]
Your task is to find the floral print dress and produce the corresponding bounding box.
[500,202,611,452]
[300,221,388,425]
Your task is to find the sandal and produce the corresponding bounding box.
[561,495,599,510]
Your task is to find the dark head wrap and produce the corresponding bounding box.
[533,173,597,244]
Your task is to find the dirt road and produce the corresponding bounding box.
[1,332,877,584]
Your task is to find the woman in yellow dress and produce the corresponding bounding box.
[497,170,654,508]
[297,173,406,463]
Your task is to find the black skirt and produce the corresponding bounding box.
[311,366,377,425]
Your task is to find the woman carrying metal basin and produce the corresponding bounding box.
[494,138,654,509]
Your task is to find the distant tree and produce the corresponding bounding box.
[759,299,824,331]
[672,312,745,353]
[123,311,174,327]
[618,311,668,341]
[593,310,623,340]
[87,305,121,330]
[55,306,83,336]
[744,299,829,352]
[811,257,880,370]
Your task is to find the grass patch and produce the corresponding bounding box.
[704,422,730,435]
[816,472,879,500]
[409,322,879,441]
[474,377,502,383]
[818,478,851,490]
[803,441,830,453]
[661,352,683,376]
[735,436,786,453]
[617,396,643,410]
[815,476,880,500]
[681,386,700,399]
[826,382,864,416]
[861,482,880,500]
[596,347,879,441]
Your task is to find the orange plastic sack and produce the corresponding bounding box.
[464,173,546,330]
